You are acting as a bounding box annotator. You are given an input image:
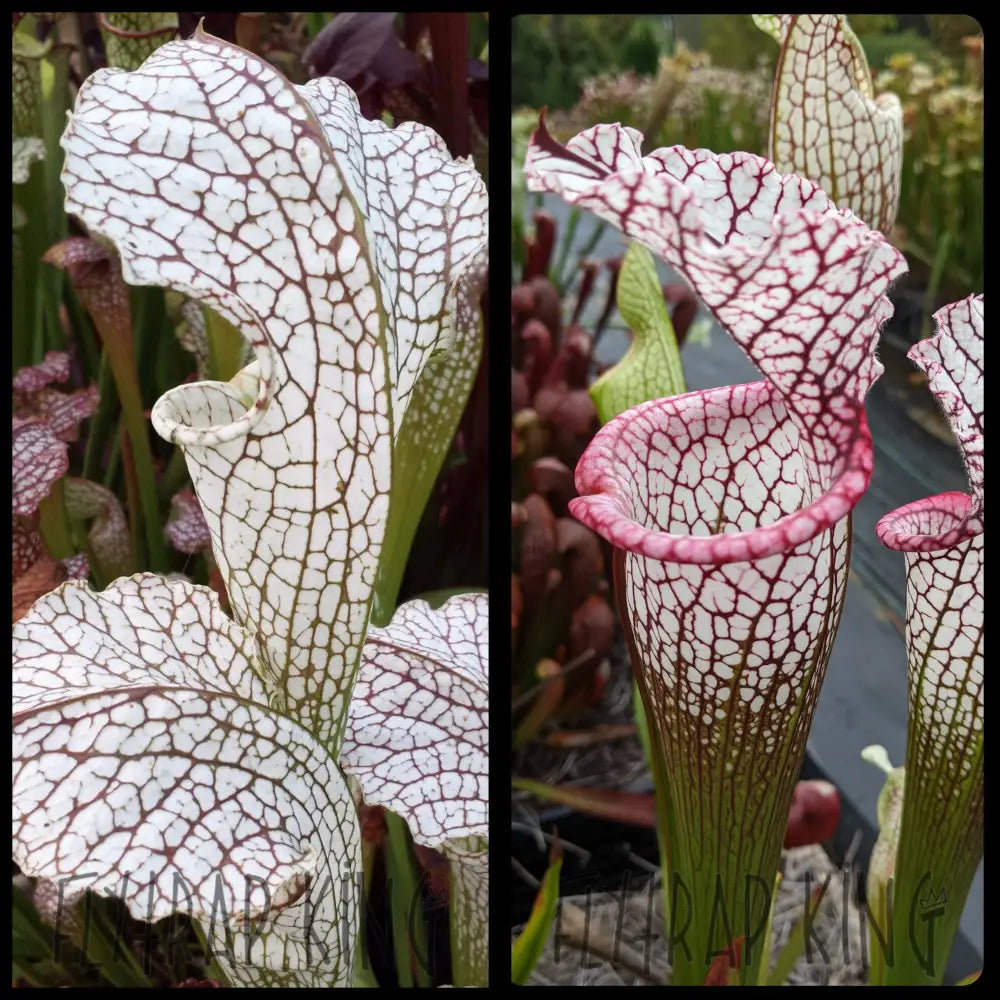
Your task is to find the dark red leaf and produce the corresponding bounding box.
[13,553,67,623]
[524,211,556,281]
[518,318,553,397]
[527,277,562,344]
[570,259,601,327]
[413,843,450,902]
[512,367,529,413]
[519,494,557,606]
[557,519,605,608]
[535,386,597,438]
[567,594,615,665]
[359,803,387,846]
[12,416,68,518]
[305,13,421,121]
[529,456,575,513]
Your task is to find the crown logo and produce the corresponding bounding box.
[919,885,947,916]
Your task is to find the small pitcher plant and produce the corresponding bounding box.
[873,295,983,985]
[13,28,489,988]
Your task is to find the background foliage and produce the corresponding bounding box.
[512,13,982,327]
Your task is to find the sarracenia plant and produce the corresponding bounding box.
[12,30,488,987]
[526,119,906,984]
[872,295,982,985]
[753,14,903,234]
[758,16,981,980]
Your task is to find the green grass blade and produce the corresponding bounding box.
[511,838,563,985]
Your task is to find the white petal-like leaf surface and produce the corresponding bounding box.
[342,594,488,847]
[13,350,72,393]
[59,31,487,750]
[12,576,361,986]
[878,295,983,551]
[909,296,982,521]
[875,295,983,761]
[763,14,902,233]
[527,119,906,562]
[300,76,488,426]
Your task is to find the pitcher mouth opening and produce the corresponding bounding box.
[876,492,980,553]
[571,381,872,565]
[151,325,273,448]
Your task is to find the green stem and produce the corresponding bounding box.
[106,343,168,572]
[551,205,581,292]
[883,747,981,984]
[158,444,191,506]
[66,289,101,382]
[444,838,488,987]
[612,529,847,986]
[884,718,981,980]
[83,356,117,484]
[632,680,674,940]
[38,480,74,560]
[382,812,431,988]
[102,426,123,491]
[118,420,145,571]
[918,230,953,342]
[189,920,232,987]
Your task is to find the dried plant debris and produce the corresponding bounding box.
[514,845,866,986]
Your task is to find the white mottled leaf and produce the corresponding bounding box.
[342,594,488,847]
[13,350,71,393]
[13,349,100,443]
[165,487,212,556]
[300,74,489,426]
[373,244,488,623]
[12,575,361,987]
[12,416,67,518]
[526,118,906,563]
[751,14,791,45]
[528,115,907,979]
[60,31,487,750]
[762,14,902,233]
[877,295,983,551]
[910,295,983,518]
[62,477,132,582]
